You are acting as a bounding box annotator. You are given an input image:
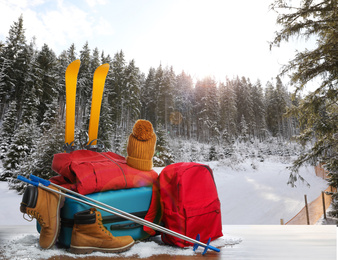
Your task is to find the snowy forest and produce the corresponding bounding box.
[0,0,337,219]
[0,16,299,188]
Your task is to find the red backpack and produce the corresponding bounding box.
[159,162,223,247]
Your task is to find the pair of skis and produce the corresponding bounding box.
[64,60,109,152]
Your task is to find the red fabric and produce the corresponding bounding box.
[159,162,223,247]
[50,149,161,235]
[50,150,158,194]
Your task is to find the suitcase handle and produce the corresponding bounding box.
[109,222,142,230]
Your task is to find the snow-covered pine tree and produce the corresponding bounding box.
[205,77,220,143]
[251,79,266,141]
[67,43,77,62]
[124,59,141,131]
[159,66,175,132]
[77,42,92,134]
[153,124,175,167]
[154,64,165,126]
[275,76,288,140]
[219,78,237,143]
[35,43,59,125]
[209,143,217,161]
[0,101,17,169]
[239,115,249,143]
[264,81,279,136]
[5,117,40,192]
[91,47,101,74]
[5,89,40,191]
[235,77,254,138]
[0,15,27,118]
[98,52,113,150]
[110,50,127,148]
[270,0,338,217]
[194,77,219,142]
[174,71,194,138]
[31,99,64,180]
[98,92,113,151]
[189,142,198,162]
[140,67,157,123]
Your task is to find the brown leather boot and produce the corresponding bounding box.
[70,208,135,254]
[20,185,65,249]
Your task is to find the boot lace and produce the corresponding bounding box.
[23,209,46,226]
[97,213,112,237]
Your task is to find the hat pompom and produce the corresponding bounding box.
[132,120,154,141]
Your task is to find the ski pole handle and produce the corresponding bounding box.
[29,174,51,187]
[17,175,39,187]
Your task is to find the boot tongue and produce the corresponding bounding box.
[21,186,38,211]
[74,208,97,224]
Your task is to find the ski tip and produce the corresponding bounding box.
[96,63,110,72]
[71,59,81,65]
[66,59,81,72]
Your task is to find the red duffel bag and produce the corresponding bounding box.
[50,149,158,195]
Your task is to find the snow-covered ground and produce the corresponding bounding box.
[210,158,328,225]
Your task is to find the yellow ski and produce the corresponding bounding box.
[64,59,80,152]
[87,63,110,149]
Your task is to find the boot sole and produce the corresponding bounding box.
[44,191,65,249]
[69,240,135,254]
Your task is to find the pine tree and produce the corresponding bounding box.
[32,99,64,180]
[110,50,126,141]
[209,144,217,161]
[174,71,194,138]
[67,43,77,61]
[205,77,220,143]
[189,143,198,162]
[270,0,338,214]
[77,42,92,135]
[6,117,40,192]
[5,83,41,190]
[0,101,17,171]
[239,115,249,143]
[219,78,237,143]
[153,124,175,167]
[141,67,157,124]
[154,64,164,125]
[98,53,113,150]
[194,77,219,142]
[0,15,28,118]
[235,77,254,138]
[124,59,141,130]
[265,81,279,136]
[56,50,71,121]
[251,80,266,141]
[35,44,59,125]
[274,76,288,139]
[158,66,175,132]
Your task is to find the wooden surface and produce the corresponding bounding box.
[0,225,223,260]
[0,225,336,260]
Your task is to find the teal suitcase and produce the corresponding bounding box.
[37,186,160,248]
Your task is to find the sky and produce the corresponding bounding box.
[0,0,314,90]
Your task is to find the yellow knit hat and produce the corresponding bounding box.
[126,120,157,171]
